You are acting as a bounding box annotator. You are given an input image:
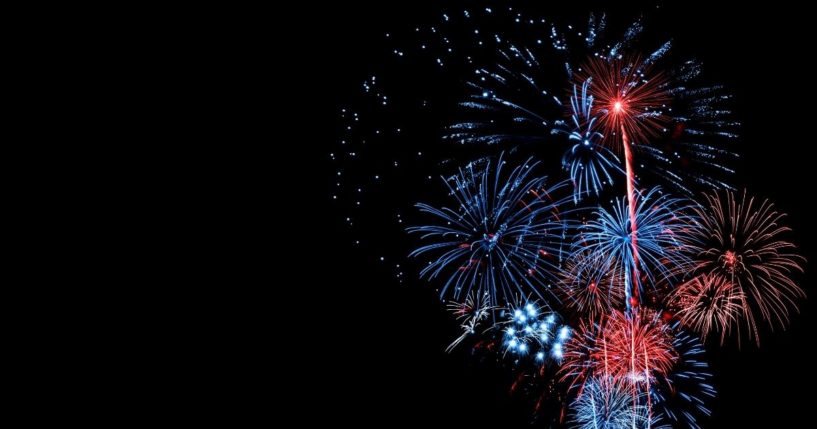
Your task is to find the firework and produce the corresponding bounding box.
[445,291,495,352]
[578,56,669,148]
[570,377,676,429]
[441,15,737,196]
[408,156,572,306]
[560,310,677,393]
[686,190,805,346]
[602,310,677,385]
[651,324,717,429]
[560,318,605,393]
[558,82,624,202]
[569,377,646,429]
[560,250,625,321]
[498,298,571,364]
[667,274,744,344]
[576,187,694,307]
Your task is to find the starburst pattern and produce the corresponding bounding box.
[576,188,695,305]
[667,274,744,344]
[578,56,670,148]
[408,156,572,305]
[685,190,805,345]
[560,250,625,321]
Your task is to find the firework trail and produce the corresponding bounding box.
[575,187,695,307]
[446,291,496,352]
[576,56,670,308]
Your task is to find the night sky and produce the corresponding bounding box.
[299,1,816,426]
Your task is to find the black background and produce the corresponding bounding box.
[296,1,816,426]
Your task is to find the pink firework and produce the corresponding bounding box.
[667,273,745,344]
[687,190,806,346]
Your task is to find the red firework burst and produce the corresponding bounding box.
[686,190,806,346]
[577,56,670,147]
[559,318,604,393]
[560,311,677,390]
[667,273,745,344]
[601,310,677,384]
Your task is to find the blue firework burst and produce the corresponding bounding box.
[499,298,571,363]
[651,323,716,429]
[570,377,644,429]
[408,156,572,306]
[571,377,675,429]
[575,187,695,304]
[558,82,623,202]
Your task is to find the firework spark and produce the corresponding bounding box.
[686,190,806,346]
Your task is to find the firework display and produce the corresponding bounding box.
[333,4,805,428]
[560,250,625,321]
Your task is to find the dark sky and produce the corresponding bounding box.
[300,1,816,426]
